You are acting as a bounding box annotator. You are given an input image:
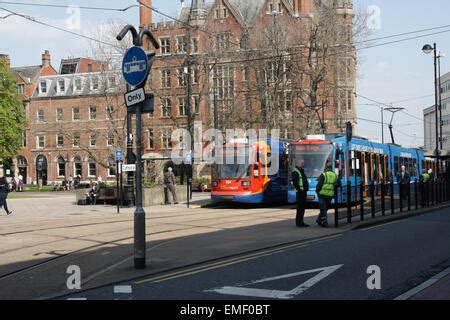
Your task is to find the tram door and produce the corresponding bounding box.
[362,152,368,198]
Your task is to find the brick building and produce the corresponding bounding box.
[13,53,125,185]
[140,0,357,154]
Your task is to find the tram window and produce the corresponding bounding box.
[412,159,417,177]
[394,157,399,175]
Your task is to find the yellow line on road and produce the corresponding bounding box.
[136,234,343,284]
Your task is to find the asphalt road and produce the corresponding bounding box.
[65,207,450,300]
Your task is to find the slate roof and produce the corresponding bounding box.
[228,0,267,25]
[10,65,41,83]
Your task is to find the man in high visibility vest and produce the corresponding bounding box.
[292,159,309,227]
[419,169,430,207]
[316,162,341,228]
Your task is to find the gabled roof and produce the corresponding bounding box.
[10,66,41,83]
[228,0,266,26]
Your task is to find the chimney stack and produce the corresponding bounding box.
[42,50,51,67]
[0,54,10,68]
[139,0,153,28]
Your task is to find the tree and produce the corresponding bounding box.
[0,59,26,161]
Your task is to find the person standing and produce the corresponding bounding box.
[316,163,340,228]
[0,177,13,215]
[68,175,73,190]
[419,169,430,207]
[18,174,24,192]
[292,159,309,228]
[164,167,178,204]
[88,182,100,205]
[396,165,410,200]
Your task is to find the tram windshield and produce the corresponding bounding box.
[290,144,333,178]
[213,146,253,179]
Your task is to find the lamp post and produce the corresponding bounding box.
[422,43,440,176]
[437,51,445,150]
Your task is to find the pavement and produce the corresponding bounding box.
[0,190,449,300]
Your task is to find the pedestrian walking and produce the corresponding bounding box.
[18,174,24,192]
[292,159,309,227]
[316,162,341,228]
[68,175,73,190]
[164,167,178,204]
[0,177,13,215]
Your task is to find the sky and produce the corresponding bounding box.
[1,0,449,148]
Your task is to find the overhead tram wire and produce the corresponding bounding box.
[0,1,139,12]
[0,7,121,49]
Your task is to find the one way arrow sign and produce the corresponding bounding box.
[206,264,343,299]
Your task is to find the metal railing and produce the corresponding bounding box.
[333,176,450,228]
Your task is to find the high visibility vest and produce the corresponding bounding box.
[422,173,430,183]
[292,168,304,192]
[319,171,338,197]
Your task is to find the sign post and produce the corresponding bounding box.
[116,148,123,214]
[117,24,159,270]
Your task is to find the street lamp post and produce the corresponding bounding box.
[422,43,440,176]
[437,51,445,150]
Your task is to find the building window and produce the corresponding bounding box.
[88,158,96,177]
[56,108,63,122]
[160,38,171,54]
[37,135,45,149]
[161,128,172,149]
[91,77,99,90]
[193,95,200,114]
[57,157,66,177]
[107,132,114,146]
[72,107,80,121]
[37,109,45,122]
[57,134,64,148]
[106,105,114,120]
[178,97,188,116]
[18,84,25,94]
[88,64,93,72]
[215,9,219,19]
[89,133,97,147]
[58,79,65,92]
[22,131,27,148]
[278,3,282,12]
[177,68,187,87]
[108,76,116,88]
[73,133,80,147]
[243,66,249,82]
[215,33,231,51]
[107,156,116,177]
[161,69,171,88]
[148,128,154,149]
[213,65,235,111]
[192,38,199,53]
[223,8,228,18]
[161,98,172,117]
[74,156,82,177]
[74,78,82,91]
[39,81,47,94]
[192,67,199,84]
[283,91,292,111]
[89,106,97,120]
[177,36,187,53]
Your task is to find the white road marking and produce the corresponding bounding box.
[206,264,343,299]
[114,285,132,294]
[394,266,450,300]
[66,298,87,300]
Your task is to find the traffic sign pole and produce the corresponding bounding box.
[117,24,159,270]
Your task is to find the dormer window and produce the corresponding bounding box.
[223,8,228,18]
[58,79,65,93]
[74,78,82,91]
[39,81,47,94]
[278,3,282,12]
[215,9,219,19]
[269,3,274,13]
[91,77,99,90]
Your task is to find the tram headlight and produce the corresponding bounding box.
[212,181,218,187]
[241,181,251,187]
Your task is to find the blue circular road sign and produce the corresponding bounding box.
[122,47,149,87]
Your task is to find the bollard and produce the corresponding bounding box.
[360,183,365,221]
[334,186,339,228]
[381,179,386,216]
[414,179,418,210]
[391,179,395,215]
[370,181,375,218]
[399,182,404,213]
[347,183,352,224]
